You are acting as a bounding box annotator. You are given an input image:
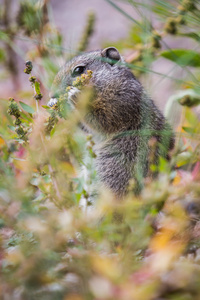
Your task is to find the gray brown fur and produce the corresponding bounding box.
[49,47,174,197]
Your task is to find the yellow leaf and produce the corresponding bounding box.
[173,173,181,185]
[91,254,120,280]
[58,161,77,177]
[5,247,24,265]
[0,136,6,148]
[13,158,29,172]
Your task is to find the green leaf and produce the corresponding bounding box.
[19,101,35,114]
[152,5,170,17]
[50,126,56,137]
[34,81,41,94]
[20,112,33,122]
[105,0,142,28]
[185,107,199,127]
[182,126,195,134]
[0,30,9,42]
[43,175,52,184]
[158,157,170,173]
[0,49,5,62]
[179,32,200,42]
[176,151,192,167]
[7,125,15,131]
[160,49,200,67]
[129,25,143,44]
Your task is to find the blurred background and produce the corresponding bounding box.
[0,0,132,97]
[1,2,200,299]
[1,0,198,116]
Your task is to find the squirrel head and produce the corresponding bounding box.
[50,47,123,97]
[49,47,143,134]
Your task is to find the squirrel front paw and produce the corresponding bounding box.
[47,98,58,107]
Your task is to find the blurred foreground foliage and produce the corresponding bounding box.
[1,0,200,299]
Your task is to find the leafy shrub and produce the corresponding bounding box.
[1,0,200,299]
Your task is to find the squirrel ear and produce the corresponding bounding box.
[101,47,121,64]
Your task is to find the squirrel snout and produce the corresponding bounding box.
[47,87,80,107]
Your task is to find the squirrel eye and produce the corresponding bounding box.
[72,65,85,77]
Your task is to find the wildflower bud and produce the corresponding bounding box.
[29,76,36,84]
[73,70,93,88]
[7,98,21,118]
[179,95,200,107]
[14,118,21,126]
[179,95,191,106]
[24,60,33,74]
[83,189,89,199]
[151,32,162,49]
[15,126,26,138]
[45,111,58,135]
[176,15,186,25]
[78,12,95,52]
[178,5,186,14]
[34,93,43,101]
[182,0,196,11]
[164,18,178,35]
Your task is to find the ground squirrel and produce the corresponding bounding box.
[48,47,174,197]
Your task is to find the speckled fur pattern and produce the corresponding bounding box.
[50,48,174,198]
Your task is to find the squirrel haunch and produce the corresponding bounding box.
[49,47,174,197]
